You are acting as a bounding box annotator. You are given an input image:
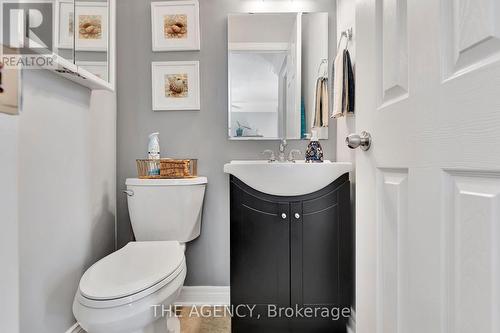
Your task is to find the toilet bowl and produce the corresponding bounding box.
[73,241,186,333]
[73,177,207,333]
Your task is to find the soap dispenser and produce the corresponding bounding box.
[147,132,161,175]
[305,130,324,163]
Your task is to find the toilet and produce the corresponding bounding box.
[73,177,208,333]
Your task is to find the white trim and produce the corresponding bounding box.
[64,322,84,333]
[175,286,230,306]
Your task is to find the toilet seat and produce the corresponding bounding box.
[77,241,185,308]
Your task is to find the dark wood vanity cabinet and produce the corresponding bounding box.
[230,174,353,333]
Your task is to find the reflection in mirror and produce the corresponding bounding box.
[74,0,109,81]
[230,51,289,139]
[228,13,329,140]
[54,0,75,62]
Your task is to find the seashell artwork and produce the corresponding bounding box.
[165,74,188,98]
[164,14,188,39]
[78,15,102,40]
[152,61,199,110]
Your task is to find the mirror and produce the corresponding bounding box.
[54,0,110,82]
[54,0,75,62]
[228,13,329,140]
[74,0,109,81]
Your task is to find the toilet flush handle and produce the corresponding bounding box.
[122,190,134,197]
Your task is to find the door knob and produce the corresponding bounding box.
[346,131,372,151]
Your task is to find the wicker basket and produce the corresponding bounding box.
[136,159,197,179]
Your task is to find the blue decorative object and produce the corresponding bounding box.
[301,98,306,139]
[236,121,251,137]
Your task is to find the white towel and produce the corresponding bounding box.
[331,50,345,118]
[312,77,329,128]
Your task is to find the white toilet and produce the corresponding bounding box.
[73,177,207,333]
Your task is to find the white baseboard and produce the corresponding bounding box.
[65,322,84,333]
[175,286,230,306]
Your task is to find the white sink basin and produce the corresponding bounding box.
[224,160,353,196]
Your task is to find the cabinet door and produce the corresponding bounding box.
[230,181,290,308]
[291,181,351,308]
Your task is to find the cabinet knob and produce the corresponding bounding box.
[294,213,300,219]
[281,213,287,219]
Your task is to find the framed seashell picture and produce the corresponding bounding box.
[74,2,108,51]
[152,61,200,111]
[151,0,200,51]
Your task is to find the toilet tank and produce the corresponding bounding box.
[125,177,207,242]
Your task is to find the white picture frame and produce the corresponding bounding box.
[152,61,200,111]
[55,0,74,49]
[75,2,108,51]
[151,1,200,51]
[76,61,108,81]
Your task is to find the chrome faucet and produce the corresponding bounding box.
[278,139,287,162]
[287,149,302,162]
[262,139,301,163]
[262,149,276,162]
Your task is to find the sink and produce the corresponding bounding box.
[224,160,353,196]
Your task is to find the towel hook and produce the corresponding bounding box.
[337,27,353,50]
[317,59,328,78]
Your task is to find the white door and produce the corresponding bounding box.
[354,0,500,333]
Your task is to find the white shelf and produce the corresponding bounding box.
[49,54,113,91]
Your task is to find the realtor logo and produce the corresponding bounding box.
[1,2,55,69]
[2,2,53,54]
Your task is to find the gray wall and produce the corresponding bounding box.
[117,0,336,286]
[18,70,116,333]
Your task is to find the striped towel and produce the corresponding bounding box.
[312,77,329,127]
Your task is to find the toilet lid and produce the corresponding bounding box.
[79,241,184,300]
